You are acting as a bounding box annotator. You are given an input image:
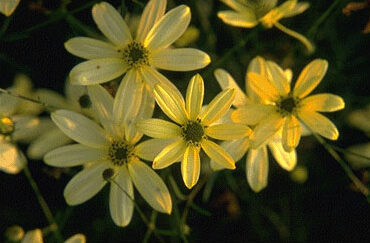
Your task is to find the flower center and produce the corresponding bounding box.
[276,96,300,116]
[108,140,133,166]
[122,41,149,68]
[78,94,91,108]
[0,116,14,135]
[182,120,205,145]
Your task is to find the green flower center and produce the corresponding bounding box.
[182,120,205,145]
[108,140,133,166]
[0,116,14,135]
[122,41,149,68]
[78,94,91,108]
[277,96,300,116]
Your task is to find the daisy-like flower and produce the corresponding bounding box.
[137,74,252,189]
[218,0,314,53]
[65,0,210,91]
[233,58,345,153]
[44,84,171,227]
[0,75,45,174]
[212,59,296,192]
[0,0,20,16]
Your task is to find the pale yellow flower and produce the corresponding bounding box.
[137,74,251,189]
[212,62,296,192]
[65,0,210,89]
[21,229,85,243]
[0,0,20,16]
[233,58,345,153]
[218,0,314,53]
[44,83,171,227]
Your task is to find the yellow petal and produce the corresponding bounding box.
[246,147,268,192]
[247,72,280,101]
[153,139,187,169]
[201,139,235,169]
[298,110,339,140]
[300,93,345,112]
[268,134,297,171]
[250,113,284,148]
[282,115,301,152]
[136,119,182,139]
[217,10,258,28]
[181,145,201,189]
[205,123,251,140]
[186,74,204,120]
[231,104,275,125]
[266,60,290,95]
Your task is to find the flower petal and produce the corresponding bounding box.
[51,109,109,148]
[136,119,181,139]
[247,72,280,101]
[65,37,121,59]
[231,104,275,125]
[154,84,187,124]
[135,138,175,161]
[201,139,235,169]
[0,0,20,16]
[136,0,167,42]
[69,58,128,85]
[12,116,42,143]
[181,145,201,189]
[152,48,210,71]
[200,88,235,126]
[217,10,258,28]
[92,2,132,47]
[268,135,297,171]
[0,143,26,174]
[282,115,301,152]
[64,162,109,205]
[220,0,253,12]
[206,123,251,140]
[293,59,328,98]
[300,93,345,112]
[64,234,86,243]
[214,68,249,107]
[246,56,268,102]
[145,5,191,50]
[246,147,268,192]
[266,60,290,95]
[185,74,204,120]
[283,2,310,18]
[22,229,43,243]
[153,138,186,169]
[250,113,284,148]
[109,166,134,227]
[44,144,105,167]
[298,110,339,140]
[128,159,172,214]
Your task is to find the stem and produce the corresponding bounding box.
[142,211,165,243]
[274,22,315,54]
[23,166,64,242]
[311,133,369,197]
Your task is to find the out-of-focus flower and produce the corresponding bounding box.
[44,83,171,227]
[0,0,20,16]
[290,165,308,183]
[343,0,370,34]
[174,26,200,47]
[21,228,85,243]
[233,58,345,153]
[65,0,210,93]
[212,57,296,192]
[218,0,314,53]
[137,74,250,189]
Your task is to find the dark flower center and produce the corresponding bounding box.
[108,141,133,166]
[182,120,205,145]
[277,96,300,116]
[122,41,149,68]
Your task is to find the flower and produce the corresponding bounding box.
[212,59,296,192]
[21,228,85,243]
[233,58,345,153]
[218,0,314,53]
[0,75,45,174]
[0,0,20,16]
[137,74,251,189]
[44,84,171,227]
[65,0,210,90]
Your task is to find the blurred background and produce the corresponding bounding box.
[0,0,369,242]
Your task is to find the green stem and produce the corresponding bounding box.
[142,211,165,243]
[23,166,64,242]
[274,22,315,54]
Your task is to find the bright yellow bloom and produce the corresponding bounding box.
[218,0,314,53]
[137,74,251,189]
[213,62,296,192]
[0,0,20,16]
[233,58,345,153]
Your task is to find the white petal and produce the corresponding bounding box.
[136,0,167,42]
[65,37,121,59]
[135,138,175,161]
[69,58,128,85]
[109,166,134,227]
[128,159,172,214]
[246,147,268,192]
[0,143,26,174]
[44,144,105,167]
[92,2,132,47]
[145,5,191,50]
[51,109,109,148]
[64,162,109,205]
[152,48,210,71]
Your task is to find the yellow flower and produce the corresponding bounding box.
[0,0,20,16]
[44,84,172,227]
[218,0,314,53]
[233,58,345,153]
[65,0,210,88]
[19,228,85,243]
[137,74,251,189]
[212,63,296,192]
